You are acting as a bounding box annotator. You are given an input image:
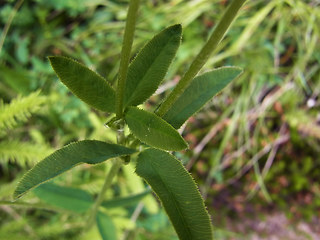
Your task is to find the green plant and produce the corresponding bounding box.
[10,0,246,239]
[0,91,52,167]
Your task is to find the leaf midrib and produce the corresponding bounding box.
[127,33,178,105]
[127,113,178,140]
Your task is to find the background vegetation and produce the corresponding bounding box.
[1,0,319,239]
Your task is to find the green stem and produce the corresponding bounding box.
[156,0,247,117]
[116,0,141,118]
[87,158,122,228]
[87,121,126,228]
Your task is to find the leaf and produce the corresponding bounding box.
[125,107,188,151]
[163,67,243,128]
[136,148,213,240]
[101,189,151,208]
[14,140,136,199]
[33,182,151,213]
[49,56,116,113]
[124,24,182,108]
[33,182,93,213]
[96,212,117,240]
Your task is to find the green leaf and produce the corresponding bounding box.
[33,182,93,213]
[33,182,151,213]
[125,107,188,151]
[101,189,151,208]
[96,212,117,240]
[136,148,213,240]
[163,67,243,128]
[49,56,116,113]
[14,140,136,199]
[124,24,182,108]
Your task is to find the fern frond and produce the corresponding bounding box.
[0,140,53,167]
[0,179,18,199]
[0,91,47,132]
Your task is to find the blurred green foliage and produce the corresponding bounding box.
[1,0,320,239]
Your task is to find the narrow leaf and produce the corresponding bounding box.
[49,56,116,112]
[136,148,213,240]
[101,189,151,208]
[14,140,136,199]
[96,212,117,240]
[125,107,188,151]
[33,182,93,213]
[163,67,243,128]
[34,182,151,213]
[124,24,182,107]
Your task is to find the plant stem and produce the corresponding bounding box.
[88,120,127,227]
[156,0,247,117]
[88,0,141,220]
[116,0,140,119]
[87,158,122,228]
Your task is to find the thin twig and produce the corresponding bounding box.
[248,124,287,195]
[219,143,250,171]
[1,205,36,236]
[186,120,227,171]
[188,82,293,172]
[203,82,293,194]
[121,202,144,240]
[226,134,289,186]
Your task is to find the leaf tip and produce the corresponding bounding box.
[13,187,24,200]
[168,24,182,40]
[171,23,182,32]
[48,55,61,64]
[225,65,243,75]
[13,176,36,200]
[234,66,244,74]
